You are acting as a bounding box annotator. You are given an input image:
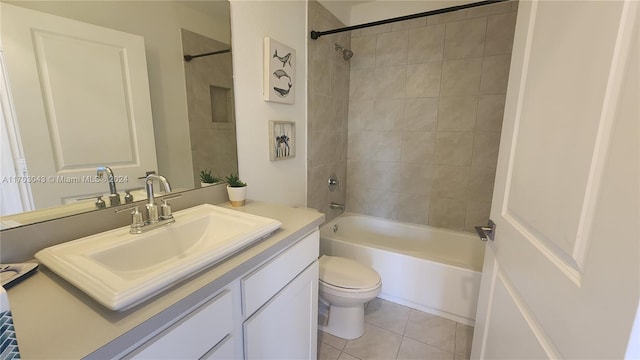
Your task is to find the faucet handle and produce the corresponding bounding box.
[130,206,144,229]
[115,205,144,233]
[159,195,181,220]
[95,196,106,209]
[76,195,106,209]
[160,200,173,220]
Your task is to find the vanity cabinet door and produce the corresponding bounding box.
[243,261,318,360]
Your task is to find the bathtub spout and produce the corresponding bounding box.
[329,202,345,211]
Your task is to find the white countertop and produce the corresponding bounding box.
[5,201,324,359]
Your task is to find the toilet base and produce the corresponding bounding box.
[318,304,365,340]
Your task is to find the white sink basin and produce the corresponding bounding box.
[35,204,281,311]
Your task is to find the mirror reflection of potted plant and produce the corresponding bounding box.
[225,173,247,207]
[200,169,221,188]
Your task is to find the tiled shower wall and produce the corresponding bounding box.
[182,29,238,187]
[307,1,350,223]
[346,1,517,232]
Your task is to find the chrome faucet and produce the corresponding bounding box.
[145,174,172,223]
[96,166,120,206]
[116,174,177,234]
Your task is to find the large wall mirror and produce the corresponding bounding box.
[0,0,237,229]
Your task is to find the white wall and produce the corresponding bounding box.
[350,0,474,25]
[229,1,308,207]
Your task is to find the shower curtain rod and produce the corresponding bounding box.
[310,0,506,40]
[183,48,231,62]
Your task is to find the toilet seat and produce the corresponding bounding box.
[319,255,381,292]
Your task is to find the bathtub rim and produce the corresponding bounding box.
[320,212,485,272]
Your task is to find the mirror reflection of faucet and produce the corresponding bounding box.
[96,166,120,206]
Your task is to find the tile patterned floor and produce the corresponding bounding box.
[318,298,474,360]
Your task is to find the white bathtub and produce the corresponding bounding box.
[319,214,485,326]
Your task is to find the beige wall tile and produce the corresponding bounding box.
[441,58,483,96]
[310,41,332,95]
[435,132,474,166]
[347,131,372,160]
[308,164,330,212]
[372,131,403,161]
[401,131,436,164]
[467,1,513,17]
[341,2,513,232]
[375,65,407,99]
[309,130,332,167]
[467,165,496,203]
[408,24,445,64]
[472,131,501,168]
[370,99,405,131]
[476,95,505,131]
[307,1,349,217]
[444,17,487,60]
[392,17,427,31]
[350,69,375,101]
[370,161,401,191]
[397,194,430,224]
[350,35,376,70]
[346,186,369,214]
[427,9,466,25]
[464,201,491,233]
[485,12,517,56]
[368,190,398,219]
[398,162,434,195]
[348,99,373,132]
[361,23,393,36]
[404,98,439,131]
[309,94,333,132]
[406,62,442,97]
[429,197,467,230]
[376,30,409,67]
[347,160,371,187]
[437,96,479,132]
[432,165,470,199]
[480,54,512,94]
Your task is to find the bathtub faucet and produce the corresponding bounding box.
[329,202,345,211]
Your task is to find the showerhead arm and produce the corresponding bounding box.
[334,43,353,61]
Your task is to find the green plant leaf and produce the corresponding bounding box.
[225,173,247,187]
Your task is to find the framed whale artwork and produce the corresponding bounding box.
[263,37,295,104]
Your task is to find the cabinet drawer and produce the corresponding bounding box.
[242,230,319,316]
[129,290,233,359]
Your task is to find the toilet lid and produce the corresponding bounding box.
[319,256,381,290]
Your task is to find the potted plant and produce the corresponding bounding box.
[225,173,247,207]
[199,169,221,187]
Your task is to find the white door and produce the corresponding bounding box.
[471,1,639,359]
[1,3,157,208]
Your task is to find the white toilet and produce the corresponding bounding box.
[318,255,382,339]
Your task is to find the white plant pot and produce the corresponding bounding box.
[227,185,247,207]
[201,182,215,188]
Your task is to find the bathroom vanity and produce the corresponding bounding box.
[5,201,324,359]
